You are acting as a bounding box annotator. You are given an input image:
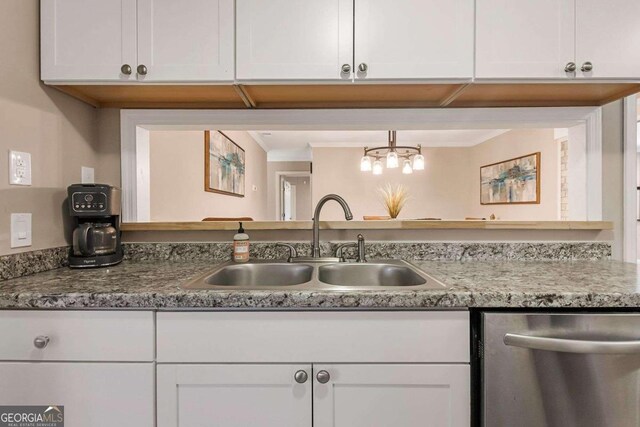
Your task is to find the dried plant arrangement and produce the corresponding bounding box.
[378,183,409,219]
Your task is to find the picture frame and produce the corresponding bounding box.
[480,152,540,205]
[204,130,246,198]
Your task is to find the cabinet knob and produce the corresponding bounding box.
[581,61,593,72]
[33,336,50,349]
[316,370,330,384]
[121,64,132,75]
[564,62,576,72]
[294,370,308,384]
[137,64,148,76]
[341,64,352,74]
[358,63,368,73]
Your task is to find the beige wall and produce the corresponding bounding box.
[266,161,311,220]
[311,129,559,221]
[602,100,624,260]
[149,130,268,221]
[468,128,558,220]
[96,108,122,188]
[0,0,101,255]
[312,147,473,221]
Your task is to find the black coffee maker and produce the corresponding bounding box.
[67,184,123,268]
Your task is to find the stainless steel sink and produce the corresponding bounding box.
[318,262,428,287]
[187,262,314,288]
[182,259,446,290]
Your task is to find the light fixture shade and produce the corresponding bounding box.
[412,154,425,170]
[386,151,399,168]
[402,159,413,174]
[372,159,383,175]
[360,155,372,171]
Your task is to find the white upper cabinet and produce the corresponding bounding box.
[354,0,474,80]
[42,0,233,82]
[575,0,640,79]
[137,0,234,82]
[236,0,354,81]
[41,0,137,81]
[476,0,575,79]
[477,0,640,80]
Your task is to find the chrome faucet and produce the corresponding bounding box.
[312,194,353,258]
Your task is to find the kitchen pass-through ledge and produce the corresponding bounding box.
[121,220,613,232]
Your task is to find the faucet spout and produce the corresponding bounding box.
[312,194,353,258]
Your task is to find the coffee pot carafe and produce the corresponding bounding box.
[72,223,118,256]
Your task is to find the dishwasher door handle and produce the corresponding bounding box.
[504,333,640,354]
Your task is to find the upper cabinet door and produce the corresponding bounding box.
[313,364,470,427]
[354,0,474,80]
[575,0,640,79]
[475,0,575,79]
[236,0,354,81]
[136,0,234,82]
[41,0,137,81]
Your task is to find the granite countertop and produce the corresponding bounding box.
[1,259,640,309]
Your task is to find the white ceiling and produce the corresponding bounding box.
[249,130,511,154]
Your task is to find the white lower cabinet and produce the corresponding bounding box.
[156,311,471,427]
[157,364,312,427]
[0,310,155,427]
[313,364,470,427]
[0,362,154,427]
[157,363,469,427]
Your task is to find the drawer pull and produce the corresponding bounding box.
[33,336,50,349]
[316,370,330,384]
[294,370,308,384]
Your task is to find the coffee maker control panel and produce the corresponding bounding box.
[71,191,108,213]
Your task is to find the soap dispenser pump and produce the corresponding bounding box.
[233,222,250,263]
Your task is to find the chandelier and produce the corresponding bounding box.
[360,131,424,175]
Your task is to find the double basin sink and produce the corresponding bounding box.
[182,259,446,291]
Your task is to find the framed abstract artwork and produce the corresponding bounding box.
[480,152,540,205]
[205,131,245,197]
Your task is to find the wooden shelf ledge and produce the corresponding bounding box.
[121,220,613,232]
[50,82,640,109]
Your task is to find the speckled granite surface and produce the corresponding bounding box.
[124,241,611,262]
[0,247,68,281]
[0,259,638,309]
[1,242,611,282]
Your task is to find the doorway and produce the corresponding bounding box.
[276,172,312,221]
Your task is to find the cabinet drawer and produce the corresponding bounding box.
[0,310,154,362]
[0,362,154,427]
[157,311,469,363]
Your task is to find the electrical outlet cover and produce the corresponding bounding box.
[9,151,32,186]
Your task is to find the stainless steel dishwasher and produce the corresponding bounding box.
[481,312,640,427]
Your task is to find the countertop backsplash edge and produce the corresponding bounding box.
[0,241,612,282]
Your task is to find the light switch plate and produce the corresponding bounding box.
[9,150,32,186]
[81,166,95,184]
[10,213,32,248]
